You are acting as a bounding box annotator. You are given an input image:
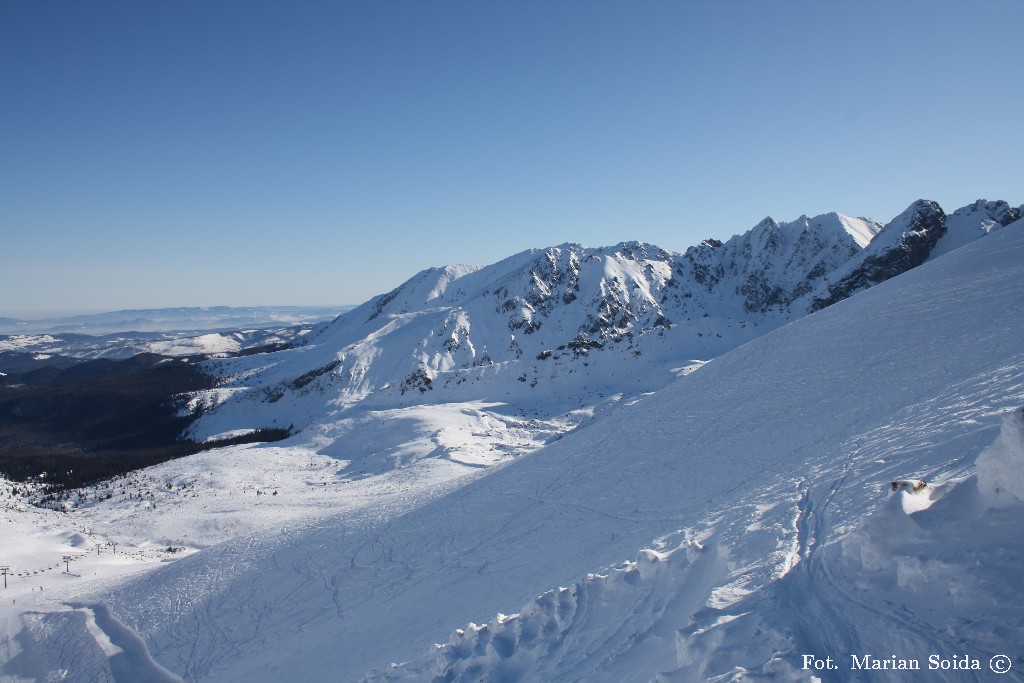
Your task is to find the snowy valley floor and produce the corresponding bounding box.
[0,400,609,680]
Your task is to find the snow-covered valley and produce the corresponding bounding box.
[2,200,1023,682]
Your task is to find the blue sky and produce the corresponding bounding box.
[1,0,1021,314]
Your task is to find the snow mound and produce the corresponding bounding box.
[977,407,1024,508]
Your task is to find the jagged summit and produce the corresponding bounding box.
[807,199,945,312]
[826,211,880,247]
[932,199,1022,260]
[731,211,878,248]
[808,198,1021,311]
[751,216,780,231]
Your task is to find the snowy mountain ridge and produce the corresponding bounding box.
[185,212,891,473]
[188,199,1017,476]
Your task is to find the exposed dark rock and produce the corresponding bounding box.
[291,360,342,390]
[810,200,946,312]
[400,368,434,394]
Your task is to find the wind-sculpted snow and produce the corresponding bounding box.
[977,408,1024,508]
[362,536,729,679]
[364,536,728,682]
[676,414,1024,682]
[56,218,1020,682]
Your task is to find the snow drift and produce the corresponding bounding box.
[977,408,1024,508]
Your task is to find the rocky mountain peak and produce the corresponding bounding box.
[952,199,1021,227]
[807,199,947,312]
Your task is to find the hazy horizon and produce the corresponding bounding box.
[0,303,352,321]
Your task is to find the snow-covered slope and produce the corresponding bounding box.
[381,412,1024,682]
[16,213,1016,682]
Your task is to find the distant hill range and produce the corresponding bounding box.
[0,305,353,336]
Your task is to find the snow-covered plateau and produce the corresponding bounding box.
[1,199,1023,682]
